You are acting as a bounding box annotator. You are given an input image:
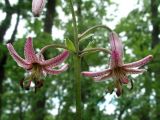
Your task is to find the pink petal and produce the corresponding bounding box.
[81,69,111,77]
[7,43,32,69]
[93,73,112,82]
[41,50,69,67]
[36,53,44,62]
[109,32,123,67]
[43,64,68,75]
[123,55,153,68]
[124,68,146,74]
[32,0,46,16]
[24,37,38,63]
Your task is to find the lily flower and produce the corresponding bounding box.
[32,0,46,17]
[82,32,153,96]
[7,37,69,90]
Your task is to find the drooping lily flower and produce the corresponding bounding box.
[7,37,69,90]
[32,0,46,17]
[82,32,153,96]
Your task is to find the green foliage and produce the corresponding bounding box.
[84,40,95,50]
[65,39,76,52]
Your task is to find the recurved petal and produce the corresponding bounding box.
[36,53,44,62]
[109,32,123,67]
[82,69,111,77]
[24,37,38,63]
[109,32,123,53]
[124,68,146,74]
[93,73,112,82]
[123,55,153,68]
[41,50,69,67]
[7,43,32,69]
[43,64,68,75]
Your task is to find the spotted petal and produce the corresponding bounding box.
[24,37,38,63]
[82,69,111,77]
[93,73,112,82]
[7,43,32,69]
[41,50,69,67]
[124,68,146,74]
[109,32,123,67]
[43,64,68,75]
[122,55,153,68]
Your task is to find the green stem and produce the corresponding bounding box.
[73,55,82,120]
[78,25,112,41]
[40,44,68,54]
[69,0,82,120]
[82,48,111,54]
[80,48,111,57]
[69,0,79,51]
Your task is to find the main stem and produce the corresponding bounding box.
[69,0,82,120]
[73,55,81,120]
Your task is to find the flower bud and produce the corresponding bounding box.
[32,0,46,17]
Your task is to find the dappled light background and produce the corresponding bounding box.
[0,0,160,120]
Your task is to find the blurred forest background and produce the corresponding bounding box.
[0,0,160,120]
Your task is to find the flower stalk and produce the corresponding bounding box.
[78,25,112,41]
[40,44,68,54]
[80,48,111,57]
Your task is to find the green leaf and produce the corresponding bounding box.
[84,40,95,50]
[65,39,76,52]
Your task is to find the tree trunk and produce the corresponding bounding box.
[151,0,160,119]
[44,0,56,34]
[0,55,7,119]
[0,0,13,119]
[151,0,159,48]
[0,0,12,43]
